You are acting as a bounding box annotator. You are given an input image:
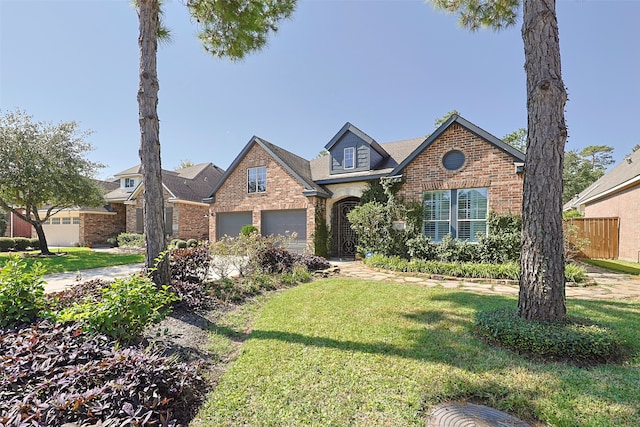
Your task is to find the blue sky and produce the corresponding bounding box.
[1,0,638,180]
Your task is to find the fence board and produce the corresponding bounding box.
[564,217,619,259]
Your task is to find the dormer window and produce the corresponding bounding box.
[344,147,355,169]
[124,178,136,189]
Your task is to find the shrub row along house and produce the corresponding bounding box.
[206,114,525,257]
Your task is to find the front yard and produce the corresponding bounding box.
[194,278,640,427]
[0,247,144,273]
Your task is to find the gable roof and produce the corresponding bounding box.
[324,122,390,159]
[564,148,640,210]
[107,163,224,204]
[389,114,525,176]
[206,136,330,201]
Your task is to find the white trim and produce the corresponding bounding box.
[166,198,209,207]
[581,175,640,206]
[344,147,355,169]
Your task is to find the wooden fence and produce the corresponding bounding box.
[564,217,619,259]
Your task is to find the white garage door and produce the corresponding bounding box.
[43,220,80,247]
[261,209,307,254]
[216,211,253,239]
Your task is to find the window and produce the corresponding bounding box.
[423,190,451,242]
[73,217,80,225]
[423,188,488,242]
[442,150,465,171]
[51,218,60,225]
[124,178,136,188]
[62,217,71,225]
[344,147,355,169]
[248,166,266,193]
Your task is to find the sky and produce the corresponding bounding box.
[1,0,639,180]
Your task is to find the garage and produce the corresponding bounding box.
[216,211,253,239]
[43,217,80,247]
[261,209,307,254]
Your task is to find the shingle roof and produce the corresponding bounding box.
[564,148,640,210]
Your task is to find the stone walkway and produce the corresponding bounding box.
[333,260,640,301]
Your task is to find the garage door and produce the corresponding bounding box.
[261,210,307,254]
[43,220,80,247]
[216,211,253,239]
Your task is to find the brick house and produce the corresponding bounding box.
[105,163,225,243]
[207,115,525,256]
[564,148,640,262]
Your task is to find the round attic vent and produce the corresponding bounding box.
[442,150,465,171]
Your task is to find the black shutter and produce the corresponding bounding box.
[136,208,143,234]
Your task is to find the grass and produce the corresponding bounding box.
[193,278,640,427]
[582,259,640,276]
[0,247,144,274]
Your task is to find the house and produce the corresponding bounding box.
[206,115,525,257]
[564,148,640,262]
[3,210,33,239]
[104,163,224,242]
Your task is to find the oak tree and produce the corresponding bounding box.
[0,110,105,255]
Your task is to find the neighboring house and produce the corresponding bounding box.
[104,163,225,242]
[206,115,525,257]
[39,180,124,247]
[564,148,640,262]
[3,210,32,238]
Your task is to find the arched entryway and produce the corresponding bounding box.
[331,197,359,259]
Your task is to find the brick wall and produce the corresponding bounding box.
[79,203,126,245]
[584,185,640,262]
[125,188,175,236]
[176,203,209,240]
[397,123,523,214]
[209,143,316,243]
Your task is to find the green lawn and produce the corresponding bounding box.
[0,248,144,274]
[582,259,640,275]
[194,279,640,427]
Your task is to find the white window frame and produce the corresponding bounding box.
[124,178,136,188]
[423,188,488,242]
[51,218,61,225]
[62,217,71,225]
[73,217,80,225]
[247,166,267,194]
[344,147,355,169]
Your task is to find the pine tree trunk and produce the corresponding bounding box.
[518,0,568,322]
[137,0,169,285]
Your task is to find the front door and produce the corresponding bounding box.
[332,197,359,258]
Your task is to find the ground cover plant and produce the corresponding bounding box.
[364,253,588,284]
[0,247,144,273]
[193,279,640,427]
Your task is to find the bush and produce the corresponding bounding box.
[258,246,296,274]
[312,213,330,258]
[0,237,15,251]
[435,234,478,263]
[186,238,199,248]
[0,321,203,427]
[0,255,46,327]
[51,275,177,343]
[406,234,436,260]
[13,237,31,251]
[29,238,40,250]
[295,253,331,271]
[169,246,215,310]
[116,232,145,248]
[240,224,258,236]
[475,308,629,366]
[106,236,118,247]
[565,263,588,284]
[175,239,188,249]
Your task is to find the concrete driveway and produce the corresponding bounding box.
[43,263,145,293]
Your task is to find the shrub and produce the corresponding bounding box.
[186,238,199,247]
[312,212,330,258]
[0,321,203,427]
[169,246,215,310]
[435,234,478,263]
[565,263,588,284]
[175,239,188,249]
[476,308,629,365]
[295,253,331,271]
[0,237,15,251]
[106,236,118,247]
[240,224,258,236]
[116,232,145,248]
[0,255,46,327]
[13,237,31,251]
[280,265,312,286]
[51,275,177,343]
[347,201,390,255]
[29,238,40,250]
[45,279,108,311]
[406,234,436,260]
[258,246,296,274]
